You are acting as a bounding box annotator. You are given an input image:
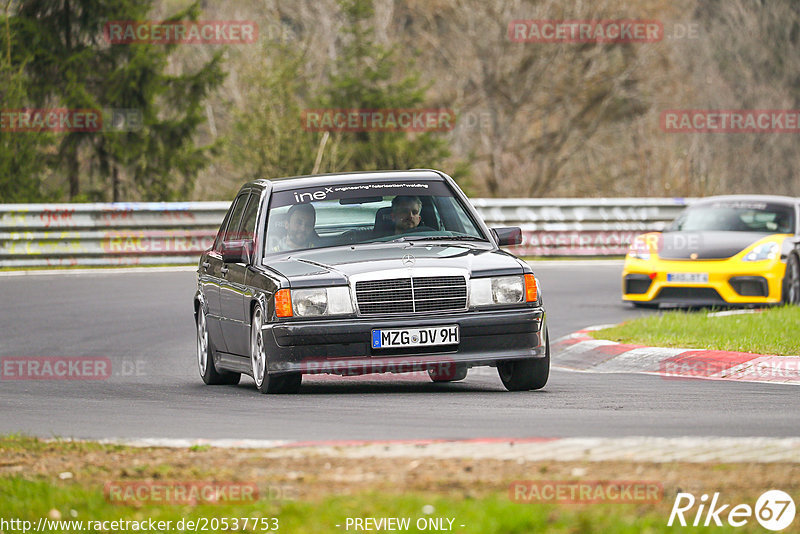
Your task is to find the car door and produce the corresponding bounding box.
[201,196,244,353]
[220,191,260,356]
[213,192,249,354]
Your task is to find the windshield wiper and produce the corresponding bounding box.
[402,235,489,242]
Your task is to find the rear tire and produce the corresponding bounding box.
[197,306,240,385]
[251,304,302,394]
[497,328,549,391]
[782,254,800,305]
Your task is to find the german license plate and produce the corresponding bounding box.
[371,325,459,349]
[667,272,709,284]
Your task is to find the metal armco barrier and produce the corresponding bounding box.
[470,197,692,256]
[0,198,692,267]
[0,202,228,268]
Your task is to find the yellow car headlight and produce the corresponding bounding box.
[742,242,779,262]
[628,250,651,261]
[627,234,658,261]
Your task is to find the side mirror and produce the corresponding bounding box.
[221,240,253,264]
[491,227,522,246]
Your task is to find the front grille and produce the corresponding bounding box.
[655,287,726,304]
[355,276,467,315]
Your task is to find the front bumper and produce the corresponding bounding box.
[622,257,786,305]
[264,307,546,375]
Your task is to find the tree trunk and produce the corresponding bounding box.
[67,143,79,200]
[112,165,119,202]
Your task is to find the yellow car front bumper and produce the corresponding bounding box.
[622,256,787,305]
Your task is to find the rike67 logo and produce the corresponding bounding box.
[668,490,796,531]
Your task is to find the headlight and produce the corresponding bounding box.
[743,242,779,262]
[470,275,526,306]
[292,288,328,316]
[627,236,652,260]
[276,287,354,317]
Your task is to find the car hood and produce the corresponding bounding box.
[263,243,525,287]
[657,231,769,260]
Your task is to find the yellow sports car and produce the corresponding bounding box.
[623,195,800,307]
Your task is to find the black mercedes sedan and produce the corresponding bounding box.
[193,169,548,393]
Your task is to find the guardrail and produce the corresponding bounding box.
[0,198,692,267]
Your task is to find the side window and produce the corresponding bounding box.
[214,193,248,251]
[212,204,233,252]
[224,193,249,241]
[239,193,260,240]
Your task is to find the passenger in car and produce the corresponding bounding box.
[279,203,318,250]
[390,195,422,235]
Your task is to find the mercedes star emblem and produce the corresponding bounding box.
[402,254,416,267]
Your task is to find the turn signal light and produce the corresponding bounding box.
[524,274,538,302]
[275,289,293,317]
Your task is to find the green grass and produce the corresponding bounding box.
[0,434,124,454]
[0,477,758,534]
[0,436,787,533]
[591,306,800,355]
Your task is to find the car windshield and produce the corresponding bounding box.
[264,180,487,254]
[669,202,794,233]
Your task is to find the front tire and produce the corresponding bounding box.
[250,304,301,394]
[497,328,549,391]
[197,306,240,385]
[782,254,800,305]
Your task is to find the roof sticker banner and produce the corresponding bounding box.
[272,181,452,208]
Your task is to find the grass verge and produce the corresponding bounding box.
[591,306,800,355]
[1,436,797,533]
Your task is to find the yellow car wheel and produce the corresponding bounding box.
[783,254,800,305]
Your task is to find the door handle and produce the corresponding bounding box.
[221,266,229,275]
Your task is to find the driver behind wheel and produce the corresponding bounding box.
[391,195,422,234]
[279,203,318,250]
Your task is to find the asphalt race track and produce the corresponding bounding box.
[0,262,797,441]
